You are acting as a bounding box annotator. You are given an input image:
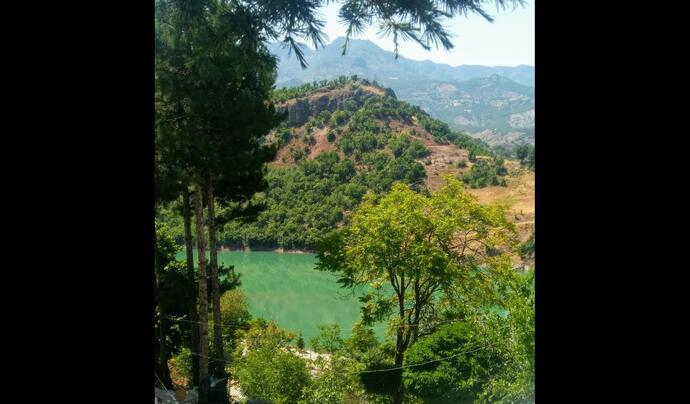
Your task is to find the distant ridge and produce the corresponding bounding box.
[268,37,534,87]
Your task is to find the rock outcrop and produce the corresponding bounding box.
[276,83,386,126]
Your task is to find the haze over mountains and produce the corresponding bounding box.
[268,38,535,150]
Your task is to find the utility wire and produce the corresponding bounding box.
[356,344,489,373]
[154,371,178,403]
[160,341,491,374]
[166,315,466,331]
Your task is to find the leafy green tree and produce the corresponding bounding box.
[515,144,530,161]
[495,157,507,176]
[310,324,345,353]
[402,271,534,404]
[514,144,534,170]
[388,134,430,159]
[526,146,535,170]
[518,232,535,262]
[403,322,501,403]
[468,150,477,162]
[405,139,431,159]
[473,270,535,403]
[345,323,380,357]
[332,110,350,125]
[317,177,517,403]
[278,126,293,145]
[317,110,332,127]
[168,347,194,388]
[388,134,411,157]
[299,322,391,404]
[232,319,310,403]
[462,158,508,188]
[299,355,390,404]
[235,319,295,352]
[291,146,306,161]
[234,349,310,403]
[220,289,252,350]
[376,156,427,192]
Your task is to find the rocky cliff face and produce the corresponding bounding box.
[287,99,311,126]
[277,82,387,126]
[280,90,362,126]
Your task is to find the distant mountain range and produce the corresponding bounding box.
[268,38,534,86]
[268,38,534,149]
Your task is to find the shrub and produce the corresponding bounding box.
[332,110,349,126]
[291,147,305,161]
[468,150,477,162]
[462,158,508,188]
[232,320,310,404]
[310,324,344,353]
[220,289,251,349]
[168,348,193,389]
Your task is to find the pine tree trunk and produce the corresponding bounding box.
[158,307,173,388]
[206,181,226,378]
[182,188,200,387]
[155,232,173,388]
[194,182,210,404]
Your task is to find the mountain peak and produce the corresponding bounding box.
[269,40,534,136]
[329,37,377,47]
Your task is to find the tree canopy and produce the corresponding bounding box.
[317,176,518,402]
[231,319,311,403]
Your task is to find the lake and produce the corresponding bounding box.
[177,250,383,346]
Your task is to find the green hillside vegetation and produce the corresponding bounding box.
[515,144,535,170]
[217,79,496,250]
[461,157,509,188]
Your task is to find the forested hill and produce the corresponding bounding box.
[268,38,535,149]
[211,77,534,252]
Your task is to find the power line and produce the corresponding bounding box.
[162,341,231,366]
[154,372,178,403]
[165,315,466,331]
[356,344,489,373]
[161,340,491,375]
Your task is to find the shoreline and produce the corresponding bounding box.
[218,245,315,254]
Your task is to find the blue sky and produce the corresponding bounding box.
[314,1,534,67]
